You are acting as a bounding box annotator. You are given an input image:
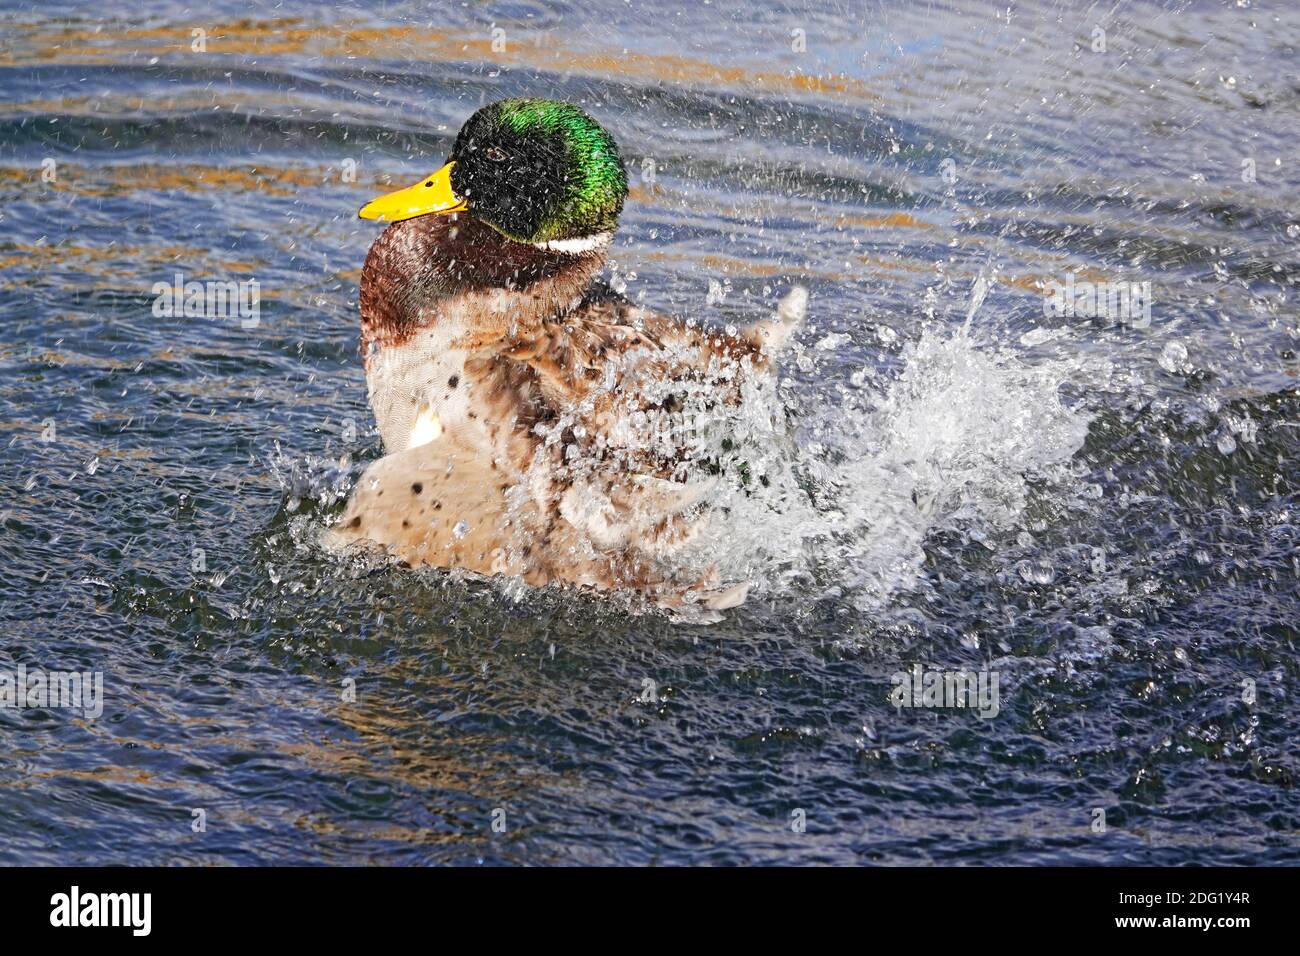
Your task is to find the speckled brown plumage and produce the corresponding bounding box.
[343,206,804,613]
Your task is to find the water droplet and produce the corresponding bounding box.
[1159,340,1189,373]
[453,520,470,539]
[1017,560,1056,585]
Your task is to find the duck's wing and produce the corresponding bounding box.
[325,431,532,579]
[498,284,807,557]
[503,283,807,425]
[326,428,617,589]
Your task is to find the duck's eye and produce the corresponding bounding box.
[485,146,508,163]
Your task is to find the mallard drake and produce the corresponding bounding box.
[329,97,805,613]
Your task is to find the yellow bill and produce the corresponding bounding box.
[358,162,467,222]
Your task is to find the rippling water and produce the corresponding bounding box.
[2,0,1298,864]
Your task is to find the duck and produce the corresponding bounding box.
[328,97,806,614]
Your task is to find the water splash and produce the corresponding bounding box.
[680,319,1092,611]
[270,298,1093,620]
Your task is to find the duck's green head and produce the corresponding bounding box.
[359,98,627,246]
